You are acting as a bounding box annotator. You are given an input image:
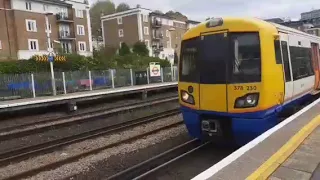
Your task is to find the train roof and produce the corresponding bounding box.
[269,22,320,41]
[183,17,320,41]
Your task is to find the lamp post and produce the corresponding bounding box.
[168,27,175,81]
[45,12,56,96]
[168,27,175,65]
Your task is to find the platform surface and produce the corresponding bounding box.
[0,82,177,109]
[269,126,320,180]
[192,97,320,180]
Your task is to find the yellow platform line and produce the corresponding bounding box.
[247,115,320,180]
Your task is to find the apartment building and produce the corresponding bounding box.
[0,0,92,60]
[101,7,199,64]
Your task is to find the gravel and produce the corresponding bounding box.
[0,100,179,153]
[67,131,193,179]
[140,143,237,180]
[0,114,184,180]
[0,91,178,131]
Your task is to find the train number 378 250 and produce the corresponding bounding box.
[234,86,257,91]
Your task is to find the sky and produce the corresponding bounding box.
[89,0,320,21]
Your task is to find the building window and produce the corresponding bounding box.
[119,41,122,48]
[78,41,86,52]
[144,27,149,35]
[166,30,169,37]
[118,29,124,37]
[26,19,37,32]
[25,1,32,10]
[77,25,85,35]
[0,40,2,50]
[43,4,49,11]
[145,40,149,47]
[45,24,51,32]
[28,39,38,51]
[47,42,53,49]
[117,17,122,24]
[167,41,170,48]
[76,9,84,18]
[143,15,148,22]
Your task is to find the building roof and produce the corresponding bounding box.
[33,0,72,7]
[149,12,174,19]
[187,20,201,24]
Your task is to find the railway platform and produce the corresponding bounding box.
[193,97,320,180]
[0,82,177,113]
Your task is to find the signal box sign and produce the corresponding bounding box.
[149,63,161,77]
[35,55,66,62]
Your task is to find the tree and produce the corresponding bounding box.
[153,10,163,14]
[90,0,116,38]
[165,11,188,21]
[132,41,149,56]
[119,42,131,56]
[116,3,130,12]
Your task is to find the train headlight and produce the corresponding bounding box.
[181,90,195,105]
[234,93,259,108]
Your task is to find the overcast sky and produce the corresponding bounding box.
[89,0,320,21]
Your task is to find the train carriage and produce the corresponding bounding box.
[178,17,320,145]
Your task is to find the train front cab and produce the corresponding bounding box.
[178,18,285,145]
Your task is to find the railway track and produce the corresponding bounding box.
[0,109,180,167]
[0,96,178,141]
[1,110,182,180]
[106,139,210,180]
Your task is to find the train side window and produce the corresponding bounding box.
[179,37,199,82]
[274,40,282,64]
[281,41,291,82]
[289,46,314,80]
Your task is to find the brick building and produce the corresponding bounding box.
[0,0,92,60]
[101,7,199,64]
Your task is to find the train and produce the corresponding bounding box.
[178,17,320,145]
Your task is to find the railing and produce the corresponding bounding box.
[0,66,178,101]
[56,13,73,21]
[152,20,162,27]
[59,31,74,39]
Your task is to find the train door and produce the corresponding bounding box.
[311,42,320,89]
[280,33,294,103]
[199,31,229,112]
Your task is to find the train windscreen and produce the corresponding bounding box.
[179,32,261,84]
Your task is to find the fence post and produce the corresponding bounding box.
[130,69,134,86]
[171,64,174,82]
[161,68,164,82]
[31,74,36,98]
[111,69,115,88]
[146,67,150,84]
[62,72,67,94]
[88,70,93,91]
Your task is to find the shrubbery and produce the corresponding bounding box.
[0,41,171,74]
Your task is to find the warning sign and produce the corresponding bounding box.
[149,63,161,77]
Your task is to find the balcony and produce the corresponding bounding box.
[152,33,163,40]
[56,13,74,23]
[59,31,75,40]
[152,20,162,28]
[152,44,164,53]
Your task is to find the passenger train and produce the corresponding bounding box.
[178,17,320,145]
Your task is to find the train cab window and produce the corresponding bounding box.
[179,37,199,82]
[289,46,314,80]
[281,41,292,82]
[230,33,261,83]
[274,40,282,64]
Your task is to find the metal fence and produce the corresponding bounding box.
[0,66,178,101]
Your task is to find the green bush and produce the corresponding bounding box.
[0,51,171,74]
